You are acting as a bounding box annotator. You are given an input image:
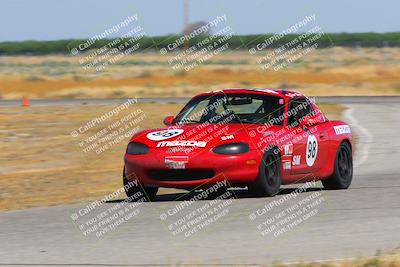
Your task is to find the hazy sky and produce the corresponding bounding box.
[0,0,398,41]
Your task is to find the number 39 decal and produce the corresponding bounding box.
[146,129,184,141]
[306,134,318,167]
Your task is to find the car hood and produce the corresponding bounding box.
[130,123,282,149]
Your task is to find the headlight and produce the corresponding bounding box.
[212,142,249,155]
[127,142,149,155]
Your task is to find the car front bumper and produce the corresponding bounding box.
[124,149,261,189]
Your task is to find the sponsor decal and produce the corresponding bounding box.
[157,140,207,148]
[165,156,188,169]
[283,161,291,170]
[147,129,184,141]
[284,143,293,155]
[292,155,301,166]
[334,125,351,135]
[221,135,234,140]
[167,147,193,153]
[306,134,318,167]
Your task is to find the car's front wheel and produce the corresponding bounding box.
[322,141,353,190]
[123,167,158,201]
[248,149,281,197]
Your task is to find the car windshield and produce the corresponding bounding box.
[174,93,285,125]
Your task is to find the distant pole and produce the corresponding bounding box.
[184,0,189,49]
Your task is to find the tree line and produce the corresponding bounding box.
[0,32,399,55]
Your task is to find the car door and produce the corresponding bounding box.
[288,98,327,175]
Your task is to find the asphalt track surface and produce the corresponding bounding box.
[1,97,400,266]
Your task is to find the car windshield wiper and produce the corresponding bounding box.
[177,119,201,124]
[226,117,252,124]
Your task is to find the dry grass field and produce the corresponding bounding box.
[0,47,400,99]
[0,103,343,211]
[277,251,400,267]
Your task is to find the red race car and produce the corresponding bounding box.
[123,88,353,200]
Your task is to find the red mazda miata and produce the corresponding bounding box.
[123,88,353,200]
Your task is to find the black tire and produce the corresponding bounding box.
[322,141,353,190]
[248,149,282,197]
[123,167,158,201]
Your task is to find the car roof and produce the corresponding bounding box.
[198,88,306,99]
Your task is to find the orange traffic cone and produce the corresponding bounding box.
[22,96,30,107]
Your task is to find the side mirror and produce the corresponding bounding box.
[299,115,319,128]
[163,116,175,126]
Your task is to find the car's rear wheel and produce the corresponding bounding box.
[248,149,281,197]
[322,141,353,190]
[123,167,158,201]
